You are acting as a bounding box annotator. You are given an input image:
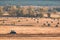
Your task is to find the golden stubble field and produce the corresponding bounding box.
[0,17,60,34]
[0,17,60,40]
[0,37,60,40]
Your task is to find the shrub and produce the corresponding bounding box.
[10,30,16,34]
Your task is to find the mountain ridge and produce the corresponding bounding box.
[0,0,60,1]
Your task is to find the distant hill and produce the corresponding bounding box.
[0,0,60,1]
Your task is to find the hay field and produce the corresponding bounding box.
[0,37,60,40]
[0,17,60,34]
[0,17,60,40]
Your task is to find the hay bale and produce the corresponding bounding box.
[51,21,53,23]
[37,21,39,23]
[47,23,50,27]
[55,25,58,27]
[18,20,20,22]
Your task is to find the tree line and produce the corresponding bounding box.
[0,6,58,18]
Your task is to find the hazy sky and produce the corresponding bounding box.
[0,0,60,1]
[0,0,60,6]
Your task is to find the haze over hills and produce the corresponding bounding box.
[0,0,60,6]
[0,0,60,1]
